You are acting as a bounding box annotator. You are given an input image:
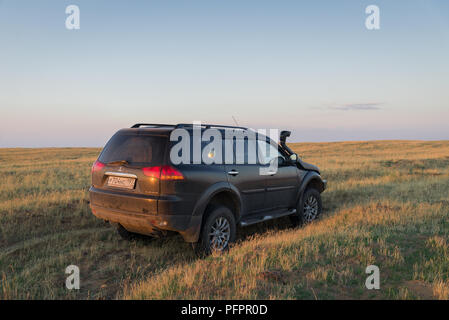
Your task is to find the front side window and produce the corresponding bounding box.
[258,140,284,165]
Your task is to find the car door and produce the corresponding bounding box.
[259,140,300,210]
[224,137,267,216]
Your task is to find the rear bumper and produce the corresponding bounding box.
[89,187,201,242]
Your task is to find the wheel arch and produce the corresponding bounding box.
[186,183,242,243]
[201,190,241,222]
[296,171,326,207]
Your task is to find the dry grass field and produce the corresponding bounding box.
[0,141,448,300]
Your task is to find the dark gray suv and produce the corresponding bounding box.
[89,123,326,253]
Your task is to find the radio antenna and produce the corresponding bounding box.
[231,115,240,127]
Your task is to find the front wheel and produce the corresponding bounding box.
[197,206,236,255]
[290,188,322,227]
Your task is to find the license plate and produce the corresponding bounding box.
[107,176,136,189]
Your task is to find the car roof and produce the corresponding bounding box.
[119,124,277,144]
[117,127,174,136]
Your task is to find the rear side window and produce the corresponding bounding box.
[99,132,167,166]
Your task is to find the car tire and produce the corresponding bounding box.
[196,206,236,255]
[116,224,137,240]
[290,188,322,227]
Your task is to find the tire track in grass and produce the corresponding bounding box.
[0,227,111,258]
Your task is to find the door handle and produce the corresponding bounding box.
[227,170,239,176]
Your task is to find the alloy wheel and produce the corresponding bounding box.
[209,217,231,251]
[303,195,319,222]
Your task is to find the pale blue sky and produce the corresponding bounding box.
[0,0,448,147]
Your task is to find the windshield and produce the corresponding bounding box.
[99,132,167,167]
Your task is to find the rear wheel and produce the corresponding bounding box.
[197,206,236,255]
[290,188,322,227]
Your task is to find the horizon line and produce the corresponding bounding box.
[1,138,449,149]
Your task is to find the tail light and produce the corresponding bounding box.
[142,165,184,180]
[160,166,184,180]
[91,160,105,174]
[142,166,161,179]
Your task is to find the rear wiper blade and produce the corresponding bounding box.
[107,160,129,166]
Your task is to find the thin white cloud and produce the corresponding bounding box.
[329,103,384,111]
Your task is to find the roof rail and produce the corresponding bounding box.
[131,123,175,128]
[131,123,248,130]
[175,123,248,130]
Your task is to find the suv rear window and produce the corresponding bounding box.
[99,132,167,166]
